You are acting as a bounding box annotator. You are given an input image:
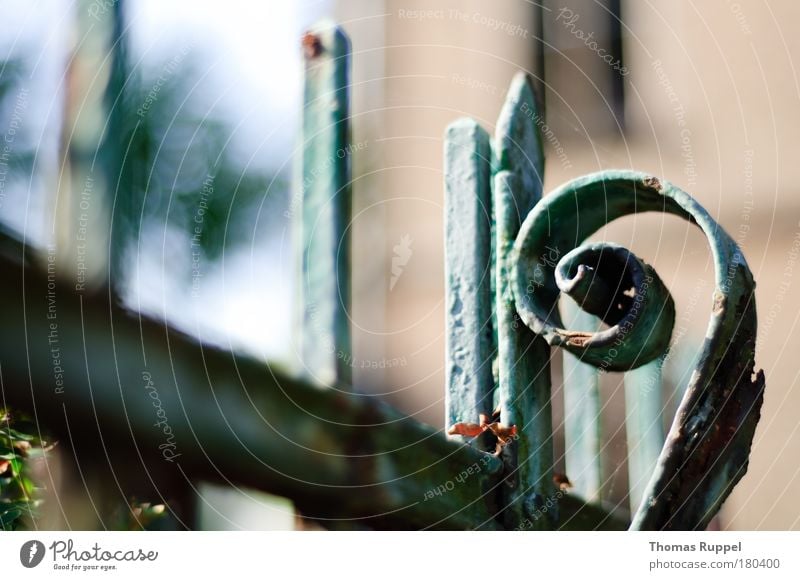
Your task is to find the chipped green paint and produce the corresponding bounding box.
[493,74,554,530]
[444,119,495,434]
[513,235,675,371]
[296,21,352,388]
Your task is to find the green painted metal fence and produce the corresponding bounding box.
[0,21,764,530]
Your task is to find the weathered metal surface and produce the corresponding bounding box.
[510,170,765,530]
[562,298,603,503]
[296,21,353,388]
[493,73,555,530]
[624,357,665,513]
[444,119,494,436]
[515,236,676,371]
[106,0,135,289]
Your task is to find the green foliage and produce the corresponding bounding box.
[0,409,49,530]
[106,55,288,283]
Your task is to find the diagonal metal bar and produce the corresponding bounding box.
[1,230,504,529]
[0,228,628,530]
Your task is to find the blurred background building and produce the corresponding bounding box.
[1,0,798,530]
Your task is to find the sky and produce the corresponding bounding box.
[0,0,334,360]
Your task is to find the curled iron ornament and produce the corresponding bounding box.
[511,170,765,530]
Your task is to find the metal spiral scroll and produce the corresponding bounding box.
[510,170,766,530]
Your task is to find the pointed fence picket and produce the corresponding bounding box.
[443,59,764,530]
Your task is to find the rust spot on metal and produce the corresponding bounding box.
[553,472,573,491]
[643,176,662,191]
[712,290,726,316]
[302,32,323,59]
[564,332,593,348]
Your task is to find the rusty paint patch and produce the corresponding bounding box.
[302,32,323,59]
[553,472,573,491]
[712,290,726,316]
[643,176,663,191]
[564,332,593,348]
